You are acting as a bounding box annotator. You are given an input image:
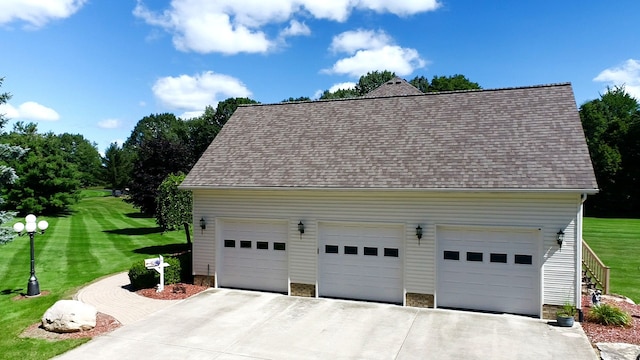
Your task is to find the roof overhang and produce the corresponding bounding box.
[179,185,599,195]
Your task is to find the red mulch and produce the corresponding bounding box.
[135,283,208,300]
[581,294,640,345]
[21,283,207,341]
[21,312,121,341]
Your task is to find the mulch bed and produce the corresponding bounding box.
[135,283,208,300]
[581,294,640,345]
[20,312,121,341]
[20,283,208,341]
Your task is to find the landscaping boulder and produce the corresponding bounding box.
[41,300,97,333]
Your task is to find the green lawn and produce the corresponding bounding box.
[0,190,187,360]
[583,217,640,303]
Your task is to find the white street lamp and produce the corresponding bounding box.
[14,214,49,297]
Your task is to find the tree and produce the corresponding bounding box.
[579,86,640,216]
[102,142,132,190]
[0,78,27,244]
[123,113,185,152]
[319,88,359,100]
[128,136,192,214]
[124,98,259,215]
[355,70,396,95]
[282,96,311,102]
[319,71,396,100]
[2,124,81,215]
[58,133,103,187]
[156,172,192,244]
[213,97,259,128]
[409,74,481,92]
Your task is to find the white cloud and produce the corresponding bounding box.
[0,0,87,28]
[152,71,252,115]
[280,20,310,37]
[328,82,356,92]
[355,0,440,16]
[329,29,392,53]
[98,118,121,129]
[313,81,357,99]
[0,101,60,121]
[324,29,427,77]
[133,0,440,54]
[179,110,206,120]
[594,59,640,100]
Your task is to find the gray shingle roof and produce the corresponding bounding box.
[363,77,424,97]
[182,83,598,191]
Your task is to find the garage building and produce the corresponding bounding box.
[181,79,598,318]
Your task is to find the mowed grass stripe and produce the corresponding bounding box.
[0,190,187,360]
[583,217,640,303]
[0,235,32,291]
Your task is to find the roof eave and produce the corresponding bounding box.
[179,185,599,194]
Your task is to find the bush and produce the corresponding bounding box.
[587,303,632,326]
[128,256,183,290]
[163,257,182,285]
[128,261,157,290]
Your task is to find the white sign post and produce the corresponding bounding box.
[144,255,171,292]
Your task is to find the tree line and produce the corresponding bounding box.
[0,71,638,244]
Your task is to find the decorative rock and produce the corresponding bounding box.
[596,343,640,360]
[41,300,97,333]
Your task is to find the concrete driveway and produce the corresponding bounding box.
[55,289,597,360]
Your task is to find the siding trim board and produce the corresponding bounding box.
[192,189,583,318]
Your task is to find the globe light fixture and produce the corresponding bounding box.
[13,214,49,297]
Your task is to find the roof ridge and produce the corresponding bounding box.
[237,82,574,108]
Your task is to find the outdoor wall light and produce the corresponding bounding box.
[416,225,423,245]
[199,217,206,230]
[13,214,49,297]
[298,221,305,235]
[557,230,565,247]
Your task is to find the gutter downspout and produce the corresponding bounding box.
[576,193,588,319]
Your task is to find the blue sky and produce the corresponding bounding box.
[0,0,638,154]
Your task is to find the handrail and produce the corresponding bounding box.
[582,240,610,294]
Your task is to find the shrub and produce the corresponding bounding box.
[163,257,182,285]
[587,303,632,326]
[128,261,156,290]
[128,256,183,290]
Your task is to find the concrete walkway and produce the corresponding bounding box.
[74,272,179,325]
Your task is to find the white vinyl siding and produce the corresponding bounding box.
[191,189,582,309]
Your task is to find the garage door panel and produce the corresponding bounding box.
[219,220,288,293]
[437,228,539,316]
[319,224,403,304]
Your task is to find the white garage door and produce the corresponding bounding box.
[218,220,288,293]
[319,223,403,303]
[437,227,540,316]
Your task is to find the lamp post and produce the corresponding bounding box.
[13,214,49,297]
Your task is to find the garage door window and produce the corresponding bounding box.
[384,248,399,257]
[325,245,339,253]
[224,240,236,247]
[344,246,358,255]
[490,253,507,263]
[443,251,459,260]
[257,241,268,250]
[466,252,483,262]
[240,240,252,248]
[364,247,378,256]
[514,254,532,265]
[274,242,286,251]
